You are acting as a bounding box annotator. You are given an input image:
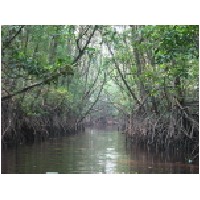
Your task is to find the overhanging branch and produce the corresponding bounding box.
[106,44,141,106]
[2,25,25,51]
[1,26,98,102]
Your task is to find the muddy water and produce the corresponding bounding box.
[1,127,199,174]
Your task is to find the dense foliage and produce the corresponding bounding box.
[1,25,199,159]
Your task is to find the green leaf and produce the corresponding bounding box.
[85,47,96,52]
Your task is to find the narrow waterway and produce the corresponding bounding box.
[1,127,199,174]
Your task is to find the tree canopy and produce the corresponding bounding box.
[1,25,199,151]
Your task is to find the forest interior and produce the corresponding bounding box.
[1,25,199,173]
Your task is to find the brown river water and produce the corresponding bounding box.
[1,127,199,174]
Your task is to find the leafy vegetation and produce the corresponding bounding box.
[1,25,199,159]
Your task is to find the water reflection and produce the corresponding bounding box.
[1,127,199,174]
[104,147,117,174]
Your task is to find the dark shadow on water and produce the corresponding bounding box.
[125,141,198,174]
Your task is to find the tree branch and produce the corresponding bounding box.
[74,25,98,63]
[77,72,106,123]
[2,25,25,51]
[106,44,141,106]
[1,26,98,102]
